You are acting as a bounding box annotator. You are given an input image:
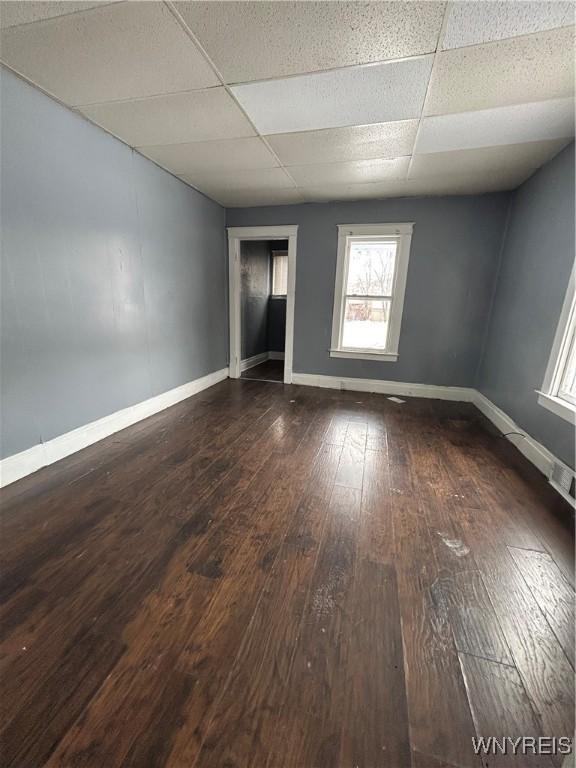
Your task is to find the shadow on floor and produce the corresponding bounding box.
[241,359,284,383]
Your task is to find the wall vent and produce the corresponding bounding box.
[550,462,576,508]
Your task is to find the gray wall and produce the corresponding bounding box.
[1,67,227,459]
[227,194,510,386]
[477,142,575,468]
[240,241,270,360]
[268,298,286,353]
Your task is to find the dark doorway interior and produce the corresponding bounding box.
[239,239,287,383]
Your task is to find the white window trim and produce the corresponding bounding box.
[537,263,576,424]
[330,223,413,362]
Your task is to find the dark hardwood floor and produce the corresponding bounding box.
[0,378,574,768]
[241,359,284,382]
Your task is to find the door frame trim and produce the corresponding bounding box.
[227,225,298,384]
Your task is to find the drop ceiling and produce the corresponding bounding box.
[1,0,574,207]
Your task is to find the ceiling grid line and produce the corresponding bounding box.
[0,0,573,206]
[406,0,451,180]
[165,0,303,199]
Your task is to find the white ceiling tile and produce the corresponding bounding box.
[138,137,279,176]
[299,180,412,202]
[409,140,568,181]
[181,167,296,196]
[299,169,525,202]
[209,188,306,208]
[176,1,444,83]
[425,26,575,116]
[443,1,574,50]
[0,1,120,28]
[400,170,530,195]
[0,1,219,105]
[266,120,418,166]
[232,56,434,135]
[79,88,255,147]
[3,0,571,207]
[416,98,575,153]
[287,156,410,186]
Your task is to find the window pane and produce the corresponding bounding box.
[346,240,396,296]
[272,253,288,295]
[341,298,390,350]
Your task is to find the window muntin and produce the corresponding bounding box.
[330,224,413,360]
[271,251,288,296]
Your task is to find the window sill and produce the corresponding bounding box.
[537,391,576,424]
[329,349,398,362]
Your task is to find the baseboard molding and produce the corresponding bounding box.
[241,351,285,370]
[2,368,570,506]
[472,391,558,479]
[291,372,475,402]
[291,372,571,502]
[240,352,269,372]
[0,367,229,488]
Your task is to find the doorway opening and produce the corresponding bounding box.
[227,226,297,384]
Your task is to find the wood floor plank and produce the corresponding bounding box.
[338,558,411,768]
[440,440,545,552]
[263,484,362,768]
[504,476,576,590]
[508,546,575,669]
[357,447,394,564]
[460,509,575,742]
[0,381,278,592]
[0,394,286,660]
[418,496,514,667]
[44,421,324,767]
[241,358,284,382]
[0,380,573,767]
[393,500,481,768]
[323,414,350,446]
[386,428,414,497]
[333,421,366,489]
[192,443,342,768]
[435,570,514,665]
[1,392,311,765]
[459,652,556,767]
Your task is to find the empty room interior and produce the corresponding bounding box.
[1,1,575,766]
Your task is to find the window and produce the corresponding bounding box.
[271,250,288,296]
[538,267,576,423]
[330,223,413,361]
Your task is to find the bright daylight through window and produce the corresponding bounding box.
[538,266,576,423]
[272,251,288,296]
[331,224,413,361]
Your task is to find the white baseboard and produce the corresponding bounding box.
[291,372,571,502]
[240,352,269,372]
[0,367,229,488]
[474,391,574,507]
[291,372,475,402]
[2,368,570,506]
[241,351,285,370]
[472,390,558,479]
